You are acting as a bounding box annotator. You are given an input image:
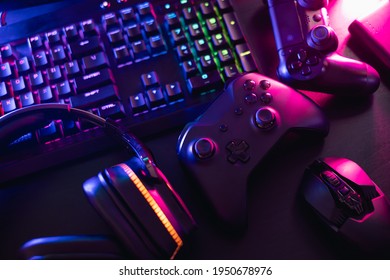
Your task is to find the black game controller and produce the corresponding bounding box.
[177,72,329,227]
[267,0,380,96]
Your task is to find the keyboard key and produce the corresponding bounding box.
[82,52,108,72]
[108,29,125,45]
[16,57,31,73]
[29,71,45,88]
[38,86,55,103]
[64,24,80,42]
[11,77,27,94]
[69,36,101,58]
[235,43,257,72]
[28,35,44,50]
[98,102,125,119]
[146,87,165,107]
[216,0,233,13]
[165,12,180,30]
[187,70,223,94]
[125,24,142,41]
[113,45,132,64]
[120,7,136,24]
[199,54,216,71]
[142,19,159,36]
[80,19,99,36]
[47,65,63,83]
[171,28,187,45]
[141,71,159,88]
[218,49,234,66]
[149,35,166,55]
[57,80,74,97]
[188,22,204,39]
[206,17,222,34]
[102,13,119,30]
[38,121,63,143]
[65,60,81,78]
[45,30,62,46]
[223,12,244,44]
[74,68,113,92]
[19,91,36,107]
[0,62,12,79]
[1,97,17,113]
[131,40,149,61]
[194,38,210,55]
[224,64,240,79]
[50,45,67,64]
[212,33,228,49]
[182,6,197,23]
[70,84,118,109]
[129,93,148,113]
[176,44,193,61]
[137,2,152,18]
[165,82,183,102]
[0,44,14,60]
[33,51,49,69]
[0,82,8,98]
[182,60,199,78]
[199,2,215,18]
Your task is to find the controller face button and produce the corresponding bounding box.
[289,60,303,70]
[226,140,250,164]
[244,93,258,104]
[260,92,273,104]
[301,65,312,76]
[254,107,276,129]
[219,124,228,132]
[243,79,256,91]
[234,107,243,115]
[297,49,308,61]
[306,55,319,65]
[313,13,322,22]
[260,80,271,90]
[193,138,216,159]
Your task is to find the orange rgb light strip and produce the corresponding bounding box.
[117,163,183,259]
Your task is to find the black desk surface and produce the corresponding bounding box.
[1,0,390,259]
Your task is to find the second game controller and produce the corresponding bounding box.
[267,0,380,96]
[177,72,329,227]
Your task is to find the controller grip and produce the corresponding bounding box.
[316,54,380,96]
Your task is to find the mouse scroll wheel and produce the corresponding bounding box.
[321,170,341,187]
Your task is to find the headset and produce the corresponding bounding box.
[0,103,196,259]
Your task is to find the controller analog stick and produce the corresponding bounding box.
[193,138,215,159]
[307,25,338,51]
[255,108,276,129]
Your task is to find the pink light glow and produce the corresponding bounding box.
[339,0,385,21]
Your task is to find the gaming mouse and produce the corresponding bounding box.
[300,157,390,254]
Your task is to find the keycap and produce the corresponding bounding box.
[149,35,166,55]
[165,12,181,30]
[141,71,159,89]
[165,82,183,102]
[65,60,81,78]
[98,102,125,119]
[176,44,193,61]
[199,54,216,71]
[194,38,210,55]
[0,62,12,79]
[57,80,74,97]
[143,19,159,36]
[182,60,199,78]
[188,22,204,39]
[125,24,142,40]
[38,121,63,143]
[11,77,27,94]
[206,17,222,34]
[51,45,67,64]
[80,19,98,36]
[235,44,257,72]
[69,36,102,58]
[131,40,149,60]
[171,28,187,45]
[120,7,136,24]
[19,92,36,107]
[47,65,63,82]
[28,35,44,50]
[212,33,228,49]
[113,45,132,63]
[1,97,17,113]
[74,68,113,92]
[146,87,165,107]
[82,52,108,72]
[33,51,49,69]
[38,86,55,103]
[129,93,148,113]
[216,0,233,13]
[45,30,62,46]
[0,44,14,60]
[182,6,197,23]
[16,57,31,73]
[102,13,119,30]
[187,70,223,94]
[70,84,118,109]
[63,24,80,42]
[223,13,244,44]
[218,49,234,66]
[29,71,45,88]
[0,82,8,98]
[199,2,215,18]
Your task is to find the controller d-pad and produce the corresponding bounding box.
[226,140,250,164]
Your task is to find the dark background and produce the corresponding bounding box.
[1,0,390,259]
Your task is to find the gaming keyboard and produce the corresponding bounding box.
[0,0,258,182]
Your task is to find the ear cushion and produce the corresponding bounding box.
[83,157,196,259]
[20,235,124,260]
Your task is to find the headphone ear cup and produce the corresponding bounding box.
[20,235,124,260]
[82,158,196,259]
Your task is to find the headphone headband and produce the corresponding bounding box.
[0,104,158,178]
